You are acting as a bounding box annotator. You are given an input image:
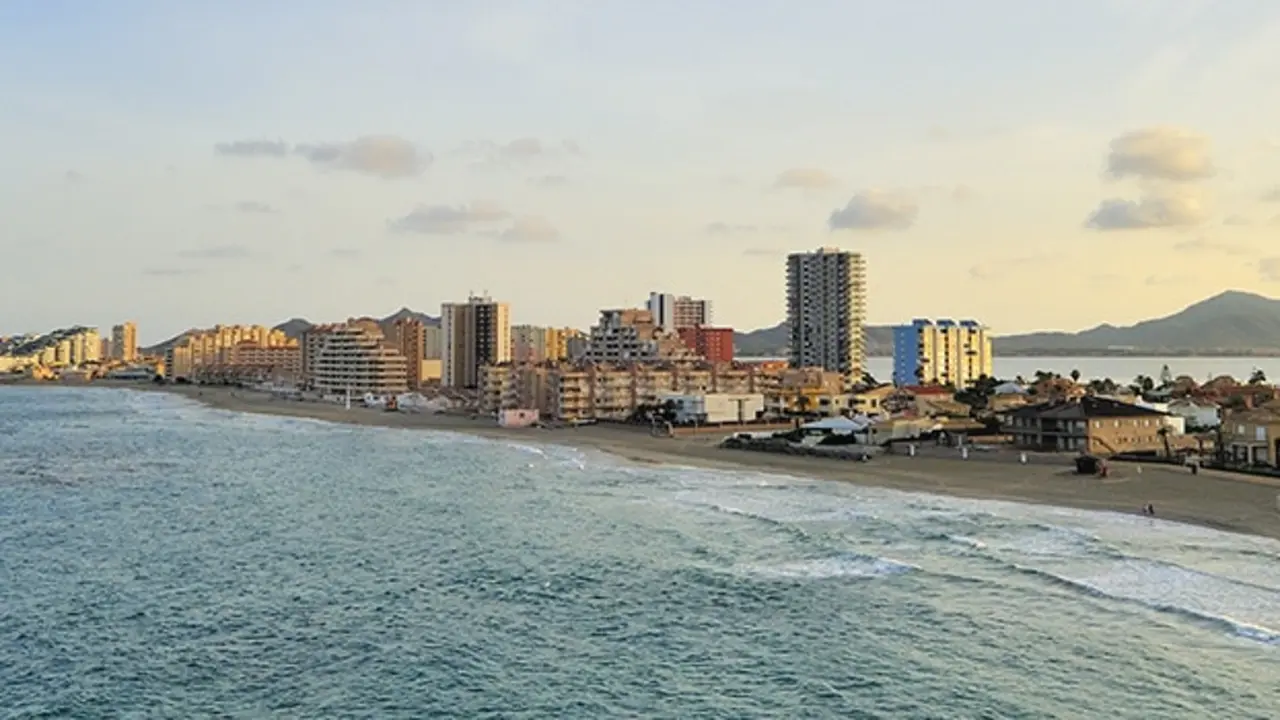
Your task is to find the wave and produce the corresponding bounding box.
[736,553,918,581]
[1010,563,1280,645]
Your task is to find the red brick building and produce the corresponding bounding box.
[678,326,734,363]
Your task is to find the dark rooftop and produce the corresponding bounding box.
[1008,396,1168,419]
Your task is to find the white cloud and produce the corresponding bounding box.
[1105,126,1214,182]
[1084,188,1209,230]
[774,168,838,190]
[498,216,560,243]
[828,190,918,231]
[388,202,510,234]
[294,135,430,178]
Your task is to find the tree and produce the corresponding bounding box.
[861,371,878,387]
[1070,369,1081,384]
[1157,424,1172,459]
[1250,368,1267,385]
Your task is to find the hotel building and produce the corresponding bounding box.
[785,247,867,385]
[442,295,511,388]
[646,292,711,333]
[585,309,698,363]
[111,322,138,362]
[308,320,408,396]
[892,319,993,387]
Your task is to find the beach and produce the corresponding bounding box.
[103,383,1280,542]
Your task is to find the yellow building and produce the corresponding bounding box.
[772,367,850,416]
[511,325,584,363]
[892,319,993,388]
[111,322,138,362]
[164,324,295,380]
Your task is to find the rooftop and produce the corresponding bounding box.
[1009,396,1169,420]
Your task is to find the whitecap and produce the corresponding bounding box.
[737,553,918,581]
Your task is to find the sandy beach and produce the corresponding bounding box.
[80,383,1280,542]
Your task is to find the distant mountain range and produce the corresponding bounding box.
[734,291,1280,358]
[141,308,440,355]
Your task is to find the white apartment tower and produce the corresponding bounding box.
[442,295,512,388]
[646,292,711,333]
[785,247,867,385]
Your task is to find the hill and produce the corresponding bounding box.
[733,291,1280,357]
[141,308,441,355]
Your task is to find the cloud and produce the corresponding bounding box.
[459,138,582,167]
[234,201,277,215]
[216,136,430,178]
[388,202,510,234]
[142,267,199,277]
[529,174,568,187]
[1261,187,1280,203]
[1172,236,1252,255]
[178,244,251,259]
[774,168,838,190]
[828,190,919,231]
[1260,257,1280,282]
[704,222,758,235]
[1084,188,1208,230]
[498,216,560,243]
[214,139,289,157]
[967,254,1047,280]
[1105,127,1214,182]
[294,135,430,178]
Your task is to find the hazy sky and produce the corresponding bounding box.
[4,0,1280,343]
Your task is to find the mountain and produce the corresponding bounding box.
[994,291,1280,354]
[140,308,441,354]
[733,291,1280,357]
[734,323,894,357]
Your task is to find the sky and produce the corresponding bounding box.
[4,0,1280,344]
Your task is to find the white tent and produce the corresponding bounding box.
[801,415,871,434]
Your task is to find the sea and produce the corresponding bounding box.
[1,387,1278,718]
[861,356,1280,383]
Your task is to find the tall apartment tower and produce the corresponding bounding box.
[441,295,512,388]
[111,322,138,362]
[388,317,426,391]
[646,292,710,333]
[785,247,867,385]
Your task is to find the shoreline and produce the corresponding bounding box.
[13,382,1280,542]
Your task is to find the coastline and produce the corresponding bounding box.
[17,382,1280,542]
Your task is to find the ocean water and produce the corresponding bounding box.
[1,388,1278,719]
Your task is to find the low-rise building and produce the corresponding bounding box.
[656,393,765,424]
[1004,396,1171,455]
[1168,398,1222,429]
[851,384,895,415]
[1219,409,1280,466]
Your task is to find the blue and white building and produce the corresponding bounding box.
[892,318,993,387]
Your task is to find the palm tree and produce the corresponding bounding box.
[1157,425,1172,459]
[1070,369,1081,384]
[1249,368,1267,385]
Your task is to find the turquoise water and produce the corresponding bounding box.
[1,387,1277,718]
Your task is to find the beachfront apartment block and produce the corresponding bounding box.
[165,325,293,380]
[585,309,699,363]
[511,325,583,363]
[0,326,101,370]
[306,320,408,396]
[892,319,994,387]
[677,326,735,363]
[442,295,511,389]
[786,247,867,386]
[646,292,711,333]
[111,322,138,362]
[1003,396,1172,456]
[480,361,785,422]
[384,316,427,390]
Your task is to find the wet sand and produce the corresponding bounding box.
[115,383,1280,541]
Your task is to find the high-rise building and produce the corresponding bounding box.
[309,320,408,396]
[511,325,583,363]
[111,322,138,362]
[441,295,511,388]
[422,324,443,360]
[646,292,711,333]
[785,247,867,385]
[386,317,426,390]
[585,309,698,363]
[892,319,993,387]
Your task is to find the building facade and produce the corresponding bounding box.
[1004,397,1171,455]
[892,318,993,387]
[677,326,734,363]
[386,317,426,390]
[111,322,138,362]
[165,325,293,380]
[646,292,711,333]
[512,325,582,363]
[585,309,697,363]
[309,321,408,396]
[786,247,867,386]
[441,295,512,388]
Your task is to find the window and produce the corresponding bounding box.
[1257,427,1267,443]
[1143,419,1150,427]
